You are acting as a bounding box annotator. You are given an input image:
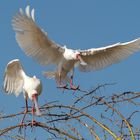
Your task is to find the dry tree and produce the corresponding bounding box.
[0,84,140,140]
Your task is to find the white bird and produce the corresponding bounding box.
[3,59,42,125]
[12,6,140,89]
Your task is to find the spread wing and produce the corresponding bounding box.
[78,38,140,72]
[3,59,24,96]
[12,6,64,66]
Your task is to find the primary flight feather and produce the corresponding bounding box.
[12,5,140,89]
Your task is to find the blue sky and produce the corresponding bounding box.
[1,0,140,139]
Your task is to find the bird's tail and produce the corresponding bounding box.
[43,71,70,84]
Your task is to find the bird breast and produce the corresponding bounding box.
[23,77,42,100]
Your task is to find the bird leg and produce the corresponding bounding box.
[70,75,79,90]
[19,98,28,133]
[31,94,41,126]
[32,94,41,116]
[69,69,79,90]
[20,97,28,126]
[31,103,36,126]
[25,97,28,113]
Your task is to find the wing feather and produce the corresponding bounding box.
[12,6,64,66]
[78,38,140,72]
[3,59,24,96]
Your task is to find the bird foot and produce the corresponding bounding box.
[70,85,80,90]
[31,120,38,126]
[57,84,68,89]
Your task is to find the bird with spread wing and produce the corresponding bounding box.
[12,6,140,89]
[3,59,42,125]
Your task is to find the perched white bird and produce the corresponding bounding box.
[12,6,140,89]
[3,59,42,124]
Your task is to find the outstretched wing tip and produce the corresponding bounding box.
[14,5,35,22]
[31,8,35,21]
[25,5,35,21]
[12,5,64,66]
[79,38,140,72]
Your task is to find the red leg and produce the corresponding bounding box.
[69,69,79,90]
[20,97,28,125]
[31,94,41,126]
[32,94,41,116]
[70,75,79,90]
[25,97,28,113]
[31,103,36,126]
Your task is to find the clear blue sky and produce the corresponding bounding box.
[1,0,140,139]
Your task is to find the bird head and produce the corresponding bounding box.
[63,48,77,60]
[74,51,87,65]
[63,48,87,65]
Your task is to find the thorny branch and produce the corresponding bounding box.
[0,84,140,139]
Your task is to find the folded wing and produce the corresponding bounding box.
[3,59,24,96]
[12,6,64,66]
[78,38,140,72]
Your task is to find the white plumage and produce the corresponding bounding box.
[12,6,140,88]
[3,59,42,117]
